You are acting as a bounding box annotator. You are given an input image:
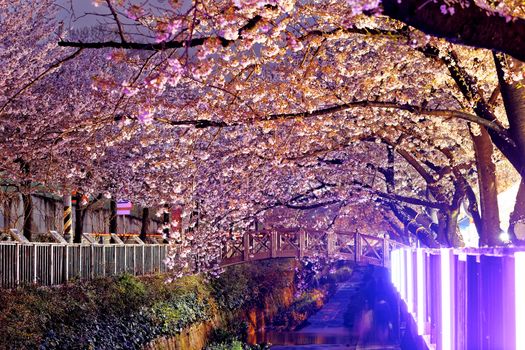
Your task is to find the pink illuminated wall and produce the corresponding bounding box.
[391,247,521,350]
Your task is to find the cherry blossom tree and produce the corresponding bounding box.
[2,0,525,272]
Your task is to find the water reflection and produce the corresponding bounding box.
[255,329,357,346]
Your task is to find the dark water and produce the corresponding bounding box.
[255,268,400,350]
[258,330,356,346]
[256,280,361,349]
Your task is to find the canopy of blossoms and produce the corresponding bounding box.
[2,0,525,273]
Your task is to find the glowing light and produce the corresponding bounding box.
[391,249,400,292]
[500,231,510,242]
[400,249,407,301]
[515,252,525,349]
[406,249,414,315]
[440,248,452,350]
[416,249,425,335]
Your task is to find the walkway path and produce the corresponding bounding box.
[269,266,399,349]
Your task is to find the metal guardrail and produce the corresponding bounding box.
[0,242,168,288]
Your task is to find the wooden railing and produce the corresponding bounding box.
[0,228,407,288]
[0,242,168,288]
[220,229,407,268]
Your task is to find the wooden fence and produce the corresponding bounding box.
[0,242,168,288]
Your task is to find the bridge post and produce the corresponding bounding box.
[298,230,306,258]
[271,231,278,258]
[383,235,390,267]
[243,232,250,262]
[354,232,362,263]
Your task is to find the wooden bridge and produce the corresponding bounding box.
[220,229,407,268]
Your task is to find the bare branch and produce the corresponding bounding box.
[58,15,264,50]
[152,99,510,138]
[488,84,500,108]
[105,0,127,43]
[375,191,448,210]
[0,49,83,116]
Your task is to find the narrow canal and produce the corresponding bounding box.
[257,266,401,349]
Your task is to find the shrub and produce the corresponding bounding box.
[0,259,346,349]
[0,274,217,350]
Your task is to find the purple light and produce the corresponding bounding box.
[391,249,401,292]
[515,252,525,349]
[400,249,407,301]
[440,248,452,350]
[406,249,414,315]
[416,249,425,335]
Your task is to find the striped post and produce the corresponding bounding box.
[63,195,72,242]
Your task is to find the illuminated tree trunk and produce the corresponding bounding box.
[383,145,440,247]
[382,0,525,61]
[452,164,483,238]
[446,184,464,247]
[494,54,525,242]
[472,126,501,246]
[510,180,525,241]
[495,55,525,158]
[394,147,453,245]
[436,211,449,246]
[429,48,523,171]
[390,204,440,248]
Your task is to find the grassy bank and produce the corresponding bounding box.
[0,273,217,349]
[0,259,351,350]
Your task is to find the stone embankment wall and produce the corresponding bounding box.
[145,262,349,350]
[145,317,222,350]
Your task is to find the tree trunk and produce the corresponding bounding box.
[464,182,483,239]
[472,126,501,246]
[385,145,395,193]
[73,192,83,243]
[448,188,465,248]
[140,207,149,241]
[494,54,525,243]
[451,163,484,238]
[494,54,525,163]
[427,48,523,172]
[436,211,449,246]
[109,200,117,234]
[382,0,525,62]
[397,205,440,248]
[446,208,462,247]
[509,179,525,241]
[21,189,32,241]
[16,160,32,241]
